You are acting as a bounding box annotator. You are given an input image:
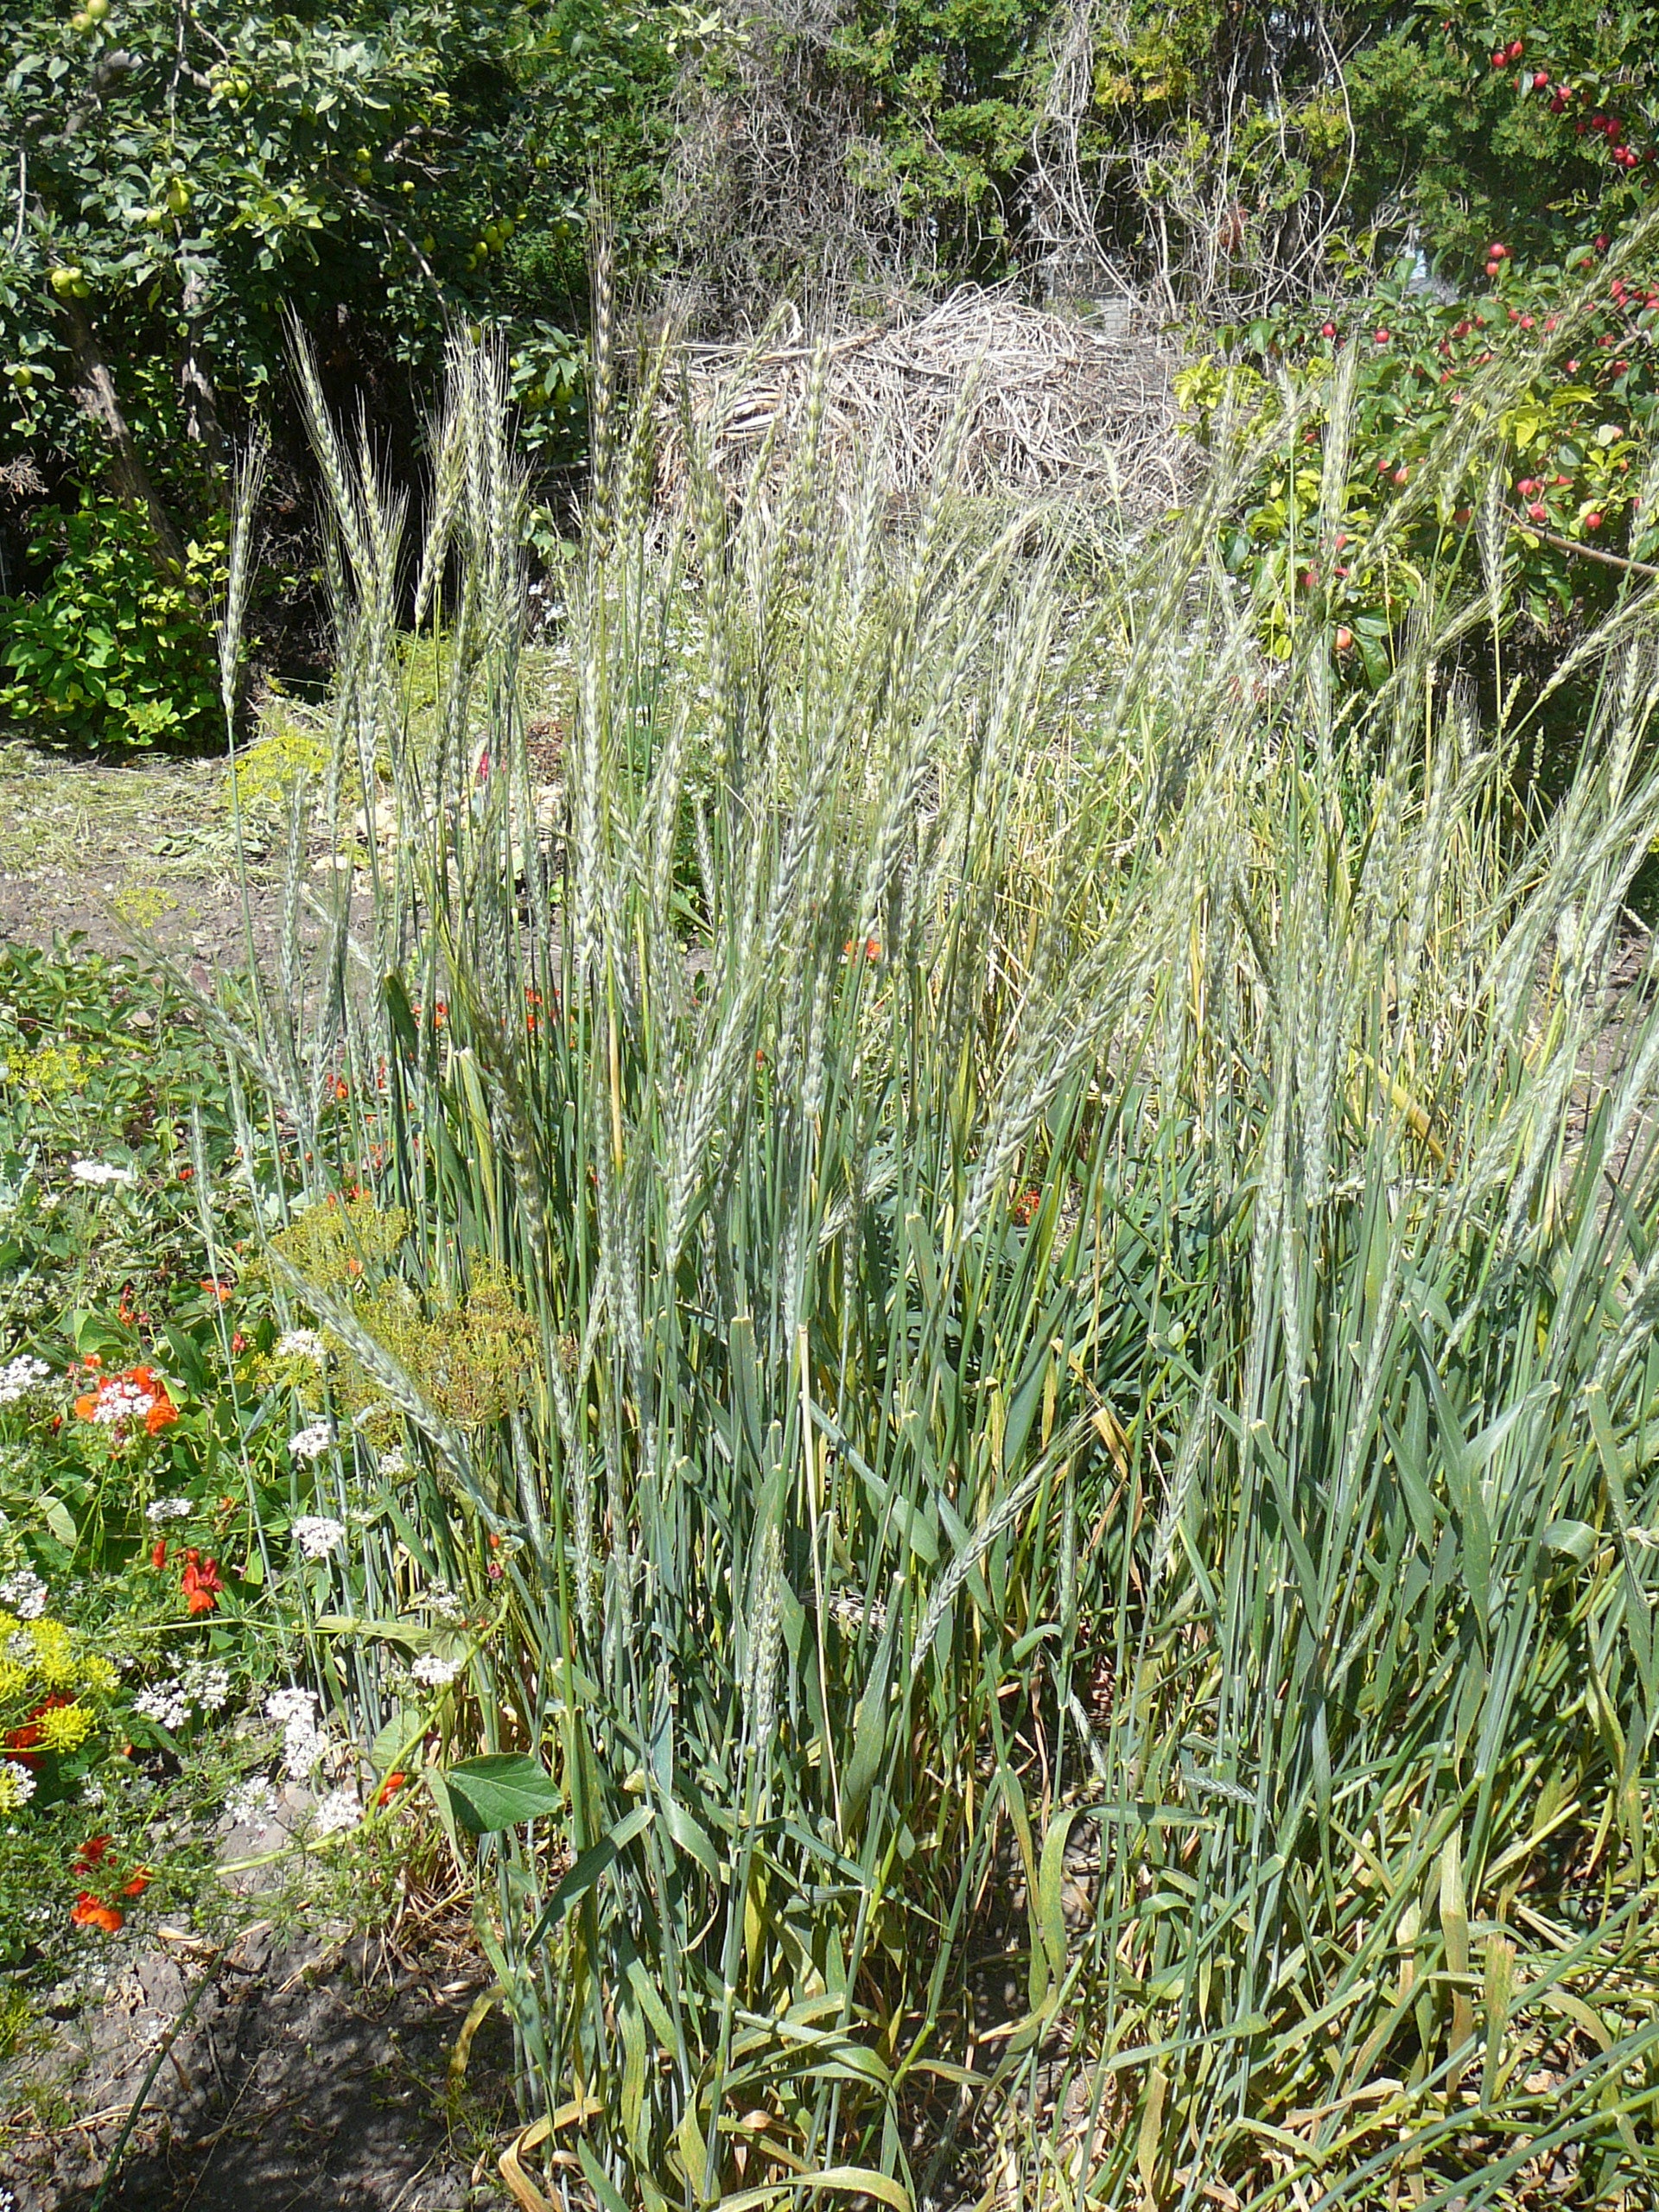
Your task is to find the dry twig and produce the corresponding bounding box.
[656,284,1186,518]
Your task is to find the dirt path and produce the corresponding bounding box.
[0,733,302,979]
[2,1918,514,2209]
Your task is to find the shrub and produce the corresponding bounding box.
[0,497,224,749]
[1179,231,1659,681]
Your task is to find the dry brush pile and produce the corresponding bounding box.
[653,285,1185,522]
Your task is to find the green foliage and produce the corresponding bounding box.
[1345,3,1659,276]
[1178,234,1659,677]
[0,0,672,454]
[0,498,222,747]
[0,943,245,1343]
[825,0,1053,264]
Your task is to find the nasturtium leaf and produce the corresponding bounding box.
[444,1751,563,1832]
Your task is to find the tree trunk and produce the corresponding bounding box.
[57,296,194,585]
[179,265,226,480]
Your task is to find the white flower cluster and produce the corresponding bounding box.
[377,1445,408,1478]
[410,1652,461,1688]
[0,1758,36,1810]
[132,1681,190,1731]
[132,1659,230,1732]
[265,1685,326,1777]
[0,1355,49,1404]
[420,1584,465,1624]
[311,1788,361,1837]
[70,1160,137,1187]
[223,1777,281,1834]
[91,1378,158,1429]
[288,1421,334,1462]
[291,1514,346,1560]
[145,1497,194,1523]
[276,1329,326,1363]
[0,1568,48,1619]
[179,1656,231,1712]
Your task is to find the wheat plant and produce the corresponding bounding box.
[200,327,1659,2211]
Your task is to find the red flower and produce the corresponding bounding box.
[71,1895,124,1934]
[181,1550,223,1614]
[151,1538,168,1572]
[74,1834,112,1871]
[121,1867,150,1898]
[374,1770,410,1808]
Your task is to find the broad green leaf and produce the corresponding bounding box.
[444,1753,563,1833]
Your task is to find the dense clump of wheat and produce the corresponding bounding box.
[204,326,1659,2211]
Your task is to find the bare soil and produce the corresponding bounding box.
[1,1919,516,2210]
[0,734,296,977]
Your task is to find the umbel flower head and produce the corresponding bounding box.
[1,1613,116,1699]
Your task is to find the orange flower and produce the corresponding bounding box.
[9,1693,73,1765]
[151,1538,168,1571]
[121,1867,150,1898]
[71,1894,124,1934]
[74,1834,112,1872]
[74,1363,178,1439]
[373,1770,409,1808]
[181,1550,223,1614]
